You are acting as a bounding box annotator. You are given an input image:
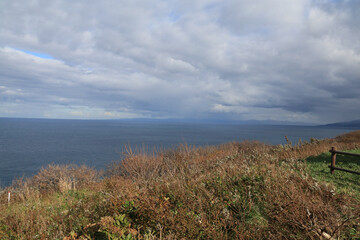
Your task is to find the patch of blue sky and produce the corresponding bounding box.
[16,48,54,59]
[168,11,180,22]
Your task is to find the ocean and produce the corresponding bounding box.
[0,118,357,187]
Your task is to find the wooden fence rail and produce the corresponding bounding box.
[329,147,360,175]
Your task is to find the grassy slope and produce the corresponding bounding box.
[0,131,359,239]
[307,149,360,199]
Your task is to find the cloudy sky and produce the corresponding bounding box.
[0,0,359,124]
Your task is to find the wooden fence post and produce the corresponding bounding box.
[328,148,360,175]
[330,147,336,174]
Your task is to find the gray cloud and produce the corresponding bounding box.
[0,0,360,123]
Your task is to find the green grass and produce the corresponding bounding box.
[306,149,360,199]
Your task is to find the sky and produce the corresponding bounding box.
[0,0,360,124]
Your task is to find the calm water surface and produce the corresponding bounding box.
[0,118,357,186]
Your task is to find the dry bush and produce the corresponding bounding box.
[104,133,359,239]
[30,164,101,193]
[3,164,101,203]
[106,143,239,183]
[7,178,40,202]
[335,130,360,144]
[263,160,359,239]
[106,146,165,181]
[100,132,359,238]
[104,152,358,239]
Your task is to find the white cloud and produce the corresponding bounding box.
[0,0,359,123]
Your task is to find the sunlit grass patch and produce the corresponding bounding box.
[306,149,360,199]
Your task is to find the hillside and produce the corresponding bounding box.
[0,131,359,239]
[324,119,360,128]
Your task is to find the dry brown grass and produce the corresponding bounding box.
[3,164,102,204]
[31,164,101,192]
[99,133,360,239]
[335,130,360,143]
[106,143,239,184]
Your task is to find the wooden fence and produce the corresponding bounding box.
[329,147,360,175]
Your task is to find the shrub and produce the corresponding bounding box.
[30,164,101,193]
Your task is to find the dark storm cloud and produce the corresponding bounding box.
[0,0,359,123]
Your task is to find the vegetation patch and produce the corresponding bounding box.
[306,149,360,199]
